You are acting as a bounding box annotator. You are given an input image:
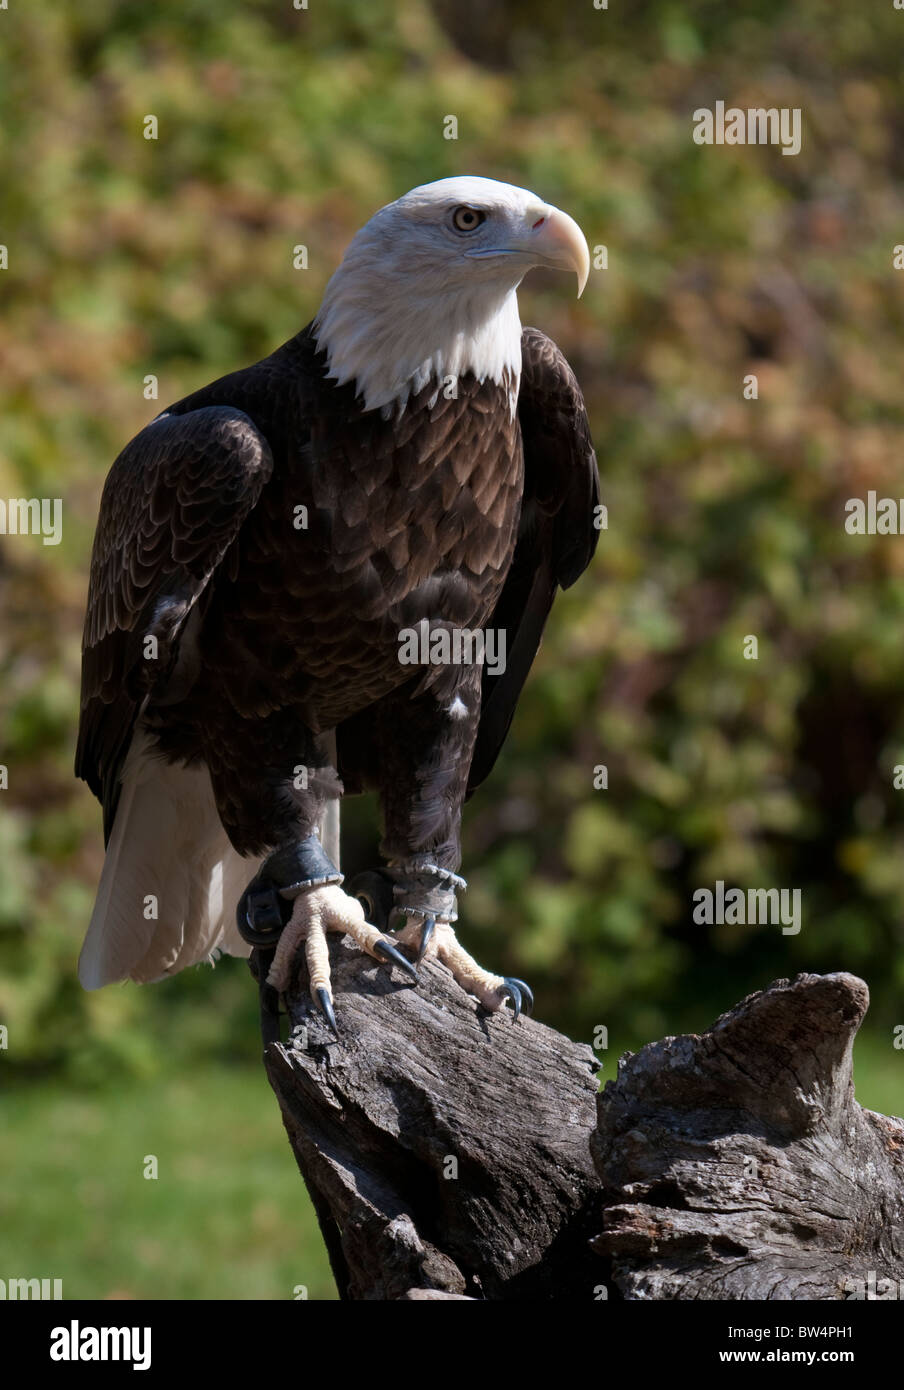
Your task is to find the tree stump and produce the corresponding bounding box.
[263,936,602,1299]
[592,971,904,1300]
[262,953,904,1300]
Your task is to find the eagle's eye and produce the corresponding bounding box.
[451,205,486,233]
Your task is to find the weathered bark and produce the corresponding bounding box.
[263,954,904,1300]
[264,937,602,1300]
[592,971,904,1299]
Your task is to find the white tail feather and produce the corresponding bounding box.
[79,728,262,989]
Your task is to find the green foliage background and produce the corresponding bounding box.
[1,0,903,1297]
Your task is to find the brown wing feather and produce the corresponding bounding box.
[76,406,273,837]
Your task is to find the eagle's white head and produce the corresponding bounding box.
[313,176,589,417]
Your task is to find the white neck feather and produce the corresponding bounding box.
[313,264,523,418]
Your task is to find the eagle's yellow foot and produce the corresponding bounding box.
[266,884,417,1035]
[392,917,533,1021]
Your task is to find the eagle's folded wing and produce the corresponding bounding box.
[76,406,273,840]
[468,326,600,794]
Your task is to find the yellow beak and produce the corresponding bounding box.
[529,205,590,297]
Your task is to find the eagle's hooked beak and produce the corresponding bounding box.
[465,204,591,298]
[527,206,590,298]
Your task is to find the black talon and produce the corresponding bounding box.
[498,977,533,1022]
[504,977,534,1017]
[315,986,340,1038]
[498,981,523,1022]
[373,937,419,982]
[416,914,436,963]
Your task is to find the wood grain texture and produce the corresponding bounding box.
[264,961,904,1300]
[265,936,602,1300]
[592,971,904,1300]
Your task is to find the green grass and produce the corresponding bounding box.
[851,1029,904,1121]
[0,1062,337,1300]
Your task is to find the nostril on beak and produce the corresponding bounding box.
[531,216,546,229]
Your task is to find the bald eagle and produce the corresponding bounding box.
[76,176,600,1030]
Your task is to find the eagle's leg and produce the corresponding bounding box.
[222,720,416,1033]
[265,880,417,1005]
[373,679,533,1020]
[237,859,419,1033]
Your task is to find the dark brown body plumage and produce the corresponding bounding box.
[77,323,598,874]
